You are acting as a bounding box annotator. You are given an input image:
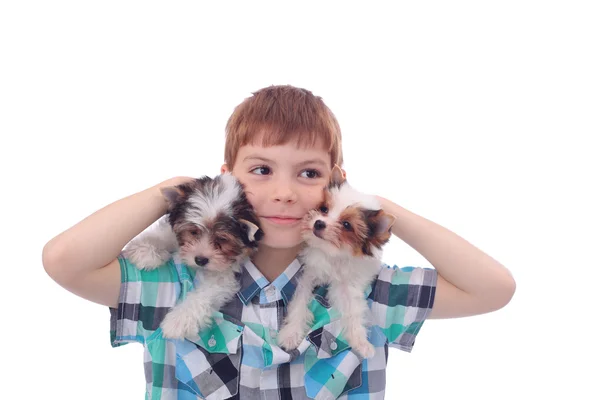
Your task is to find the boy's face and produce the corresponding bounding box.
[221,138,337,249]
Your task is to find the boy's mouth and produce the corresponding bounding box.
[262,215,302,226]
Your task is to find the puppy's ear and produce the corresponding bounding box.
[160,186,185,212]
[363,209,396,246]
[161,179,202,211]
[239,219,263,242]
[373,210,396,237]
[329,164,346,187]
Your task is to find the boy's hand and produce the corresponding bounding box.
[43,175,196,309]
[373,195,516,319]
[160,176,195,188]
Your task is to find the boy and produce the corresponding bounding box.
[42,85,516,399]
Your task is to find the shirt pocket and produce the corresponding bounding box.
[150,317,244,400]
[303,319,364,400]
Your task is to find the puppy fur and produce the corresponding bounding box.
[278,166,395,358]
[122,172,262,339]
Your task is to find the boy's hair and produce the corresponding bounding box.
[224,85,343,169]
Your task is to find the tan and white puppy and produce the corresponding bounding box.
[278,166,395,358]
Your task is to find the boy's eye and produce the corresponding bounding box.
[250,166,271,175]
[319,205,328,214]
[342,221,352,231]
[300,169,321,179]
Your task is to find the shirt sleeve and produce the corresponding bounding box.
[369,264,437,352]
[109,253,190,347]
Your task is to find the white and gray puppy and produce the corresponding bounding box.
[278,166,395,358]
[123,172,262,339]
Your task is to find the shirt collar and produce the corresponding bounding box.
[236,257,304,306]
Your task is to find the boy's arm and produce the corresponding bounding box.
[376,196,516,319]
[42,176,193,308]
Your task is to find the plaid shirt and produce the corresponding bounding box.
[110,253,437,400]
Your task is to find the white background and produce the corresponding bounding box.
[1,1,598,399]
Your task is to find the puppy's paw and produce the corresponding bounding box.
[349,337,375,359]
[123,243,170,270]
[195,312,214,333]
[160,308,201,339]
[277,323,306,351]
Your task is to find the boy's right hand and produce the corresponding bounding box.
[42,175,195,308]
[163,176,195,188]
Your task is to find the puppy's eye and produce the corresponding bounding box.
[342,221,352,231]
[319,205,328,214]
[190,228,200,236]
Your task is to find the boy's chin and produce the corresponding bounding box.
[259,230,304,250]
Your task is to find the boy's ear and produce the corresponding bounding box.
[330,164,346,186]
[220,163,229,174]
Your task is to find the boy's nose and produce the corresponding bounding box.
[272,184,297,203]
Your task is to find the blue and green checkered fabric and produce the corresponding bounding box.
[110,253,437,399]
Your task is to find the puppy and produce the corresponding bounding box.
[123,173,262,339]
[278,166,395,358]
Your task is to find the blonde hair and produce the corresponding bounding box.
[224,85,343,169]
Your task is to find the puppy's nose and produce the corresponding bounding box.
[195,256,209,267]
[314,220,326,230]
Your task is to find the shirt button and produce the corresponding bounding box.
[208,335,216,347]
[329,341,338,351]
[266,286,276,295]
